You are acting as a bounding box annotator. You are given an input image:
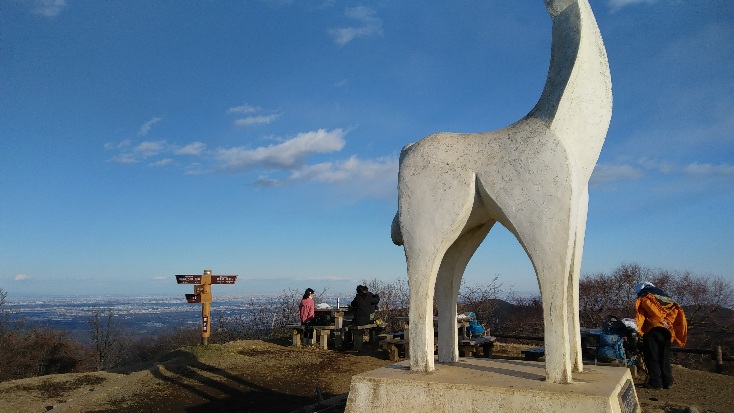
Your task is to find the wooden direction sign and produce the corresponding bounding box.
[175,269,237,345]
[176,274,238,284]
[176,274,201,284]
[211,275,237,284]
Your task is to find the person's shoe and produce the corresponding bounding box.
[663,383,673,389]
[641,382,662,390]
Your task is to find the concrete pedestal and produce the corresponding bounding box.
[345,358,639,413]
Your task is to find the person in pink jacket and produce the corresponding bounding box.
[299,288,316,341]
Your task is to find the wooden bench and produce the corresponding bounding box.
[521,346,545,361]
[347,323,378,351]
[377,331,405,349]
[377,333,393,343]
[313,325,338,350]
[459,336,496,358]
[285,324,337,349]
[380,338,409,361]
[285,324,307,347]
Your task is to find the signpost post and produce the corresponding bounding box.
[175,269,238,345]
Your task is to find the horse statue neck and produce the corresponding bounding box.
[530,0,612,182]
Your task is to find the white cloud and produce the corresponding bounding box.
[27,0,66,17]
[215,128,347,170]
[109,139,204,164]
[329,6,383,46]
[175,142,207,156]
[226,104,280,126]
[682,163,734,177]
[254,175,282,188]
[636,158,676,174]
[257,155,398,198]
[608,0,657,11]
[134,140,167,158]
[634,158,734,179]
[15,274,31,281]
[234,114,280,126]
[590,163,644,187]
[104,115,396,199]
[227,105,260,114]
[110,142,168,163]
[591,158,734,188]
[151,158,174,167]
[184,164,206,175]
[288,155,396,184]
[104,139,132,151]
[110,153,140,164]
[137,117,162,136]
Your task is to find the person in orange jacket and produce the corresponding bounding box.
[634,281,688,389]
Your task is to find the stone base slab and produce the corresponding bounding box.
[345,358,639,413]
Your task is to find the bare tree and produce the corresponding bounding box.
[579,263,678,325]
[458,276,503,331]
[88,307,126,371]
[213,287,329,342]
[0,288,8,330]
[361,277,409,333]
[0,291,85,381]
[576,263,734,356]
[504,292,544,337]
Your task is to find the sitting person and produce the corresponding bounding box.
[345,285,380,348]
[351,285,380,326]
[299,288,316,343]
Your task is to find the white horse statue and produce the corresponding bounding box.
[391,0,612,384]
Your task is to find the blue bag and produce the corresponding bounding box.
[465,312,484,336]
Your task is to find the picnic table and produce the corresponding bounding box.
[520,328,613,361]
[379,335,410,361]
[285,307,349,349]
[285,306,380,350]
[315,307,349,348]
[381,315,493,361]
[393,315,475,340]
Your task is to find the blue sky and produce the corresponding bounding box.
[1,0,732,298]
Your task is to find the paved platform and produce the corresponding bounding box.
[345,357,639,413]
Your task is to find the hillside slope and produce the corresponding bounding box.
[0,339,732,413]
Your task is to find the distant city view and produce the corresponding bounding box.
[3,294,342,341]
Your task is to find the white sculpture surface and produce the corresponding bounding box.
[391,0,611,384]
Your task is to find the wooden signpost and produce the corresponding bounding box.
[175,269,238,345]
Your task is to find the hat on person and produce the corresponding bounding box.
[634,281,654,294]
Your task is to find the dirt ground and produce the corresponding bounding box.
[0,339,732,413]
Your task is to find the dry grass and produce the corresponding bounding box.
[1,340,732,413]
[491,342,537,358]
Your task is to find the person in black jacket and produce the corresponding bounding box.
[344,285,380,348]
[350,285,380,326]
